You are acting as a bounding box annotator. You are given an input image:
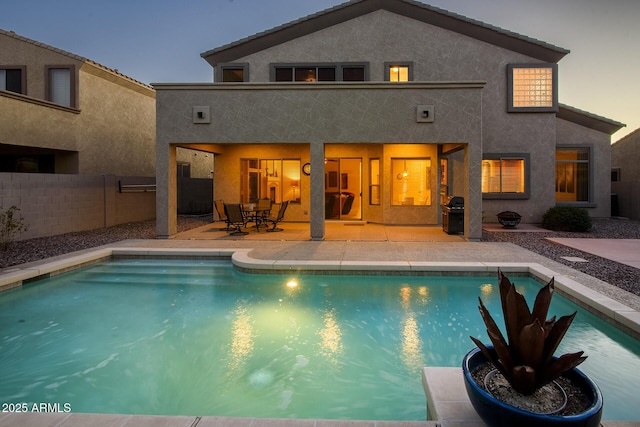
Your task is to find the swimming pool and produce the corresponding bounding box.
[1,259,639,421]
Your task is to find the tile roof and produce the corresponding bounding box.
[0,28,152,90]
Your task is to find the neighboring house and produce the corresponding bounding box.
[611,128,640,220]
[0,28,158,239]
[154,0,624,241]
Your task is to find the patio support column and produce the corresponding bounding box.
[464,141,483,241]
[309,142,325,240]
[156,144,177,239]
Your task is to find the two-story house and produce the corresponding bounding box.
[154,0,624,241]
[0,28,159,238]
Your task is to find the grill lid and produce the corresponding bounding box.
[443,196,464,208]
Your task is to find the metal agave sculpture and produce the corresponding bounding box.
[470,270,587,395]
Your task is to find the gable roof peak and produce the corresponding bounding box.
[201,0,569,66]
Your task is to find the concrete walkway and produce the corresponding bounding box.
[547,238,640,269]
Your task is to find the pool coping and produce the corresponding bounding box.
[1,246,639,427]
[2,247,638,339]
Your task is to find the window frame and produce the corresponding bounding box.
[45,65,76,108]
[0,66,26,94]
[216,63,249,82]
[384,62,413,82]
[507,63,558,113]
[270,63,369,82]
[555,145,594,206]
[390,157,432,206]
[481,153,530,200]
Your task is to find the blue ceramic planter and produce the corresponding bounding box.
[462,347,603,427]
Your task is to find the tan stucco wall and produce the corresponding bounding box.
[0,31,156,177]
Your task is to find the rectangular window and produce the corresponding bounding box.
[272,64,368,82]
[369,158,380,205]
[222,68,244,82]
[241,159,301,204]
[217,63,249,82]
[385,62,413,82]
[556,148,590,203]
[482,154,529,199]
[47,66,74,107]
[342,66,365,81]
[0,68,24,93]
[508,64,557,112]
[391,158,432,206]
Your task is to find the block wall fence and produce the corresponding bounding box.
[0,173,155,241]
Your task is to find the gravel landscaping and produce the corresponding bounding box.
[1,215,639,296]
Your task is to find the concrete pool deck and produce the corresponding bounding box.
[1,232,640,426]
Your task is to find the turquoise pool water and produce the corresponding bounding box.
[1,259,639,421]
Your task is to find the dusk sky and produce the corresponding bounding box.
[2,0,637,141]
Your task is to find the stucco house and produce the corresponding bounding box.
[154,0,624,241]
[611,128,640,220]
[0,28,158,238]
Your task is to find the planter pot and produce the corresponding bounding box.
[497,211,522,229]
[462,347,603,427]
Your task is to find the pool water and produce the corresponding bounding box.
[1,259,639,421]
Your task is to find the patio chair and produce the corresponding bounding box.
[265,200,289,232]
[214,200,232,231]
[223,203,249,236]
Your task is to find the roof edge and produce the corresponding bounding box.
[558,103,625,136]
[201,0,569,67]
[0,28,153,90]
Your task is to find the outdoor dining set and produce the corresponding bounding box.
[214,199,289,236]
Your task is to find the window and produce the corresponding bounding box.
[482,154,529,199]
[369,158,380,205]
[391,158,432,206]
[272,63,368,82]
[556,147,591,203]
[217,63,249,82]
[241,159,301,204]
[47,66,75,107]
[508,63,557,112]
[0,67,25,94]
[385,62,413,82]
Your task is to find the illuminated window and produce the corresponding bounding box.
[556,147,590,203]
[482,154,529,199]
[240,159,301,204]
[369,158,380,205]
[385,62,412,82]
[391,158,432,206]
[508,64,557,112]
[217,63,248,82]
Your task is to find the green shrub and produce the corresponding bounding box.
[0,205,28,250]
[541,206,592,232]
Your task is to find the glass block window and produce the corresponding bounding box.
[508,64,557,112]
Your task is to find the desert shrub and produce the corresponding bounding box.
[0,205,28,250]
[541,206,591,232]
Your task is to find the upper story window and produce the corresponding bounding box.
[217,63,249,82]
[508,64,557,112]
[0,67,25,94]
[46,65,75,108]
[482,153,530,199]
[385,62,413,82]
[271,63,367,82]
